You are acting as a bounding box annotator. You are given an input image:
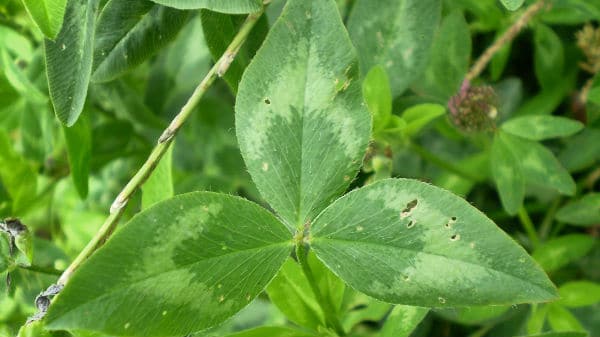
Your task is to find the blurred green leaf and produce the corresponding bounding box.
[149,0,263,12]
[347,0,441,96]
[141,146,173,210]
[434,305,510,326]
[63,115,91,199]
[533,234,595,273]
[380,305,428,337]
[533,24,564,90]
[540,0,600,25]
[547,303,586,332]
[0,26,33,61]
[416,9,470,100]
[0,49,47,104]
[558,281,600,308]
[401,103,445,137]
[525,331,588,337]
[266,258,325,330]
[92,0,189,83]
[363,65,392,132]
[500,0,525,11]
[501,116,583,141]
[501,132,575,196]
[555,193,600,227]
[558,128,600,172]
[223,327,317,337]
[527,304,549,335]
[0,131,37,214]
[20,0,67,39]
[45,0,99,126]
[491,132,524,215]
[341,290,391,332]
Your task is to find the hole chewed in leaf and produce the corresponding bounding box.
[445,216,457,228]
[450,234,460,241]
[406,220,415,228]
[400,199,418,218]
[264,98,271,104]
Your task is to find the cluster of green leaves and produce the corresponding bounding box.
[1,0,599,336]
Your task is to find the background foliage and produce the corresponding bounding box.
[0,0,599,336]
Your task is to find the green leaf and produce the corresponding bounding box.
[0,235,12,274]
[500,0,525,11]
[363,65,392,132]
[0,26,33,61]
[92,0,189,83]
[416,10,471,100]
[380,305,429,337]
[527,304,549,335]
[434,305,510,325]
[45,192,292,336]
[491,132,524,215]
[235,0,371,230]
[533,24,564,90]
[17,320,54,337]
[45,0,99,126]
[501,116,583,141]
[0,131,37,214]
[20,0,67,39]
[0,71,20,108]
[347,0,441,96]
[266,258,325,329]
[547,303,585,332]
[149,0,262,13]
[0,49,47,104]
[532,234,595,273]
[501,132,576,196]
[200,10,268,93]
[341,290,391,331]
[310,178,557,307]
[555,193,600,227]
[401,103,445,137]
[63,115,91,199]
[15,227,34,265]
[525,333,588,337]
[558,281,600,308]
[559,128,600,172]
[223,326,317,337]
[141,146,174,210]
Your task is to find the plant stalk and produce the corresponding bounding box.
[56,9,265,286]
[296,242,345,336]
[465,0,548,82]
[19,264,63,276]
[518,206,540,248]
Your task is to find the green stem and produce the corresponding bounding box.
[539,197,561,240]
[296,243,345,336]
[409,142,481,182]
[56,9,265,286]
[19,264,63,276]
[518,207,540,248]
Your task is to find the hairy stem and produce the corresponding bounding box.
[465,0,548,82]
[296,242,345,336]
[56,9,265,286]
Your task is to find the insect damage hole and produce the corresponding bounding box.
[445,216,457,228]
[400,199,418,218]
[406,220,415,228]
[450,234,460,241]
[264,98,271,104]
